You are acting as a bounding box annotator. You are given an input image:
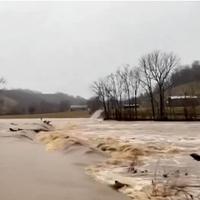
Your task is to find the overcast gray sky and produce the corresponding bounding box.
[0,1,200,98]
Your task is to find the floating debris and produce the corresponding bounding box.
[110,180,129,190]
[190,153,200,161]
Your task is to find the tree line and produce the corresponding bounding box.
[91,50,198,120]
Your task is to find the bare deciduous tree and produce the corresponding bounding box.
[139,50,179,119]
[118,65,133,119]
[139,56,156,119]
[92,79,109,118]
[91,50,180,120]
[131,67,140,119]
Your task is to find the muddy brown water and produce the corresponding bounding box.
[0,119,200,200]
[0,119,129,200]
[0,137,129,200]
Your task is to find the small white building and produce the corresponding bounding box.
[167,96,200,107]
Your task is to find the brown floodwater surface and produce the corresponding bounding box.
[0,119,200,200]
[0,120,129,200]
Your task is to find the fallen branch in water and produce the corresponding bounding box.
[9,128,23,132]
[110,180,130,190]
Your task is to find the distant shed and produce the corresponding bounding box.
[123,104,140,109]
[70,105,88,111]
[167,96,200,107]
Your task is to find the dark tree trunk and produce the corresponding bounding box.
[134,89,137,120]
[149,90,155,120]
[159,85,165,120]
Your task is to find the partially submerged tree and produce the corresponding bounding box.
[139,51,179,119]
[92,78,110,119]
[118,65,133,119]
[87,96,101,114]
[92,50,180,120]
[139,56,156,119]
[91,66,141,120]
[131,67,140,119]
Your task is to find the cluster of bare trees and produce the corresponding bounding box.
[92,50,179,120]
[92,65,140,120]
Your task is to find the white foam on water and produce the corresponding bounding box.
[90,109,103,119]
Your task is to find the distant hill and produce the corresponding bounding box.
[0,89,87,115]
[168,81,200,96]
[170,61,200,87]
[168,61,200,96]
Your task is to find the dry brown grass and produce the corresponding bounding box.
[0,111,90,119]
[150,164,199,200]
